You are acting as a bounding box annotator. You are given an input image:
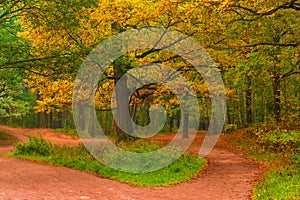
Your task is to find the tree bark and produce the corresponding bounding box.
[176,112,180,128]
[37,112,41,128]
[245,75,252,127]
[44,112,48,128]
[273,75,281,123]
[78,106,85,131]
[113,62,133,142]
[182,112,189,138]
[182,94,189,138]
[49,111,53,128]
[169,117,173,132]
[57,112,63,128]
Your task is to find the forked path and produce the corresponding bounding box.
[0,126,264,200]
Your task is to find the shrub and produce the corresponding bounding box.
[119,140,163,153]
[0,131,16,146]
[15,137,54,156]
[224,124,238,134]
[252,127,299,153]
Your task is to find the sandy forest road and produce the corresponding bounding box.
[0,126,264,200]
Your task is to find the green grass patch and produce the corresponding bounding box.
[253,167,300,200]
[158,126,179,134]
[54,128,78,136]
[10,137,207,187]
[0,131,16,147]
[228,126,300,200]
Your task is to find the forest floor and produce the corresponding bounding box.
[0,125,265,200]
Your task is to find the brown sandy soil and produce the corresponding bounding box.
[0,126,264,200]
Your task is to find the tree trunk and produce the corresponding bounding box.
[182,112,189,138]
[37,112,41,128]
[113,62,133,142]
[44,112,48,128]
[57,112,63,128]
[237,89,243,128]
[169,117,173,132]
[131,101,139,130]
[49,111,53,128]
[202,96,208,130]
[245,75,252,127]
[182,94,189,138]
[78,106,85,131]
[273,75,281,123]
[263,88,268,123]
[176,111,180,128]
[112,119,119,135]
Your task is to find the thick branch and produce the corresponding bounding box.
[229,0,300,21]
[280,69,300,80]
[0,54,72,69]
[230,0,300,15]
[136,29,196,59]
[243,42,300,48]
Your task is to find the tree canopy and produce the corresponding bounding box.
[0,0,299,133]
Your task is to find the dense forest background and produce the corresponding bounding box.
[0,0,299,137]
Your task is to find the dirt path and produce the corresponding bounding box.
[0,125,80,154]
[0,126,264,200]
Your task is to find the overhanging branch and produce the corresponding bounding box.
[228,0,300,21]
[243,42,300,48]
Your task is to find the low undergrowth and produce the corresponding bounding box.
[0,130,16,147]
[54,128,78,139]
[10,137,207,187]
[228,125,300,200]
